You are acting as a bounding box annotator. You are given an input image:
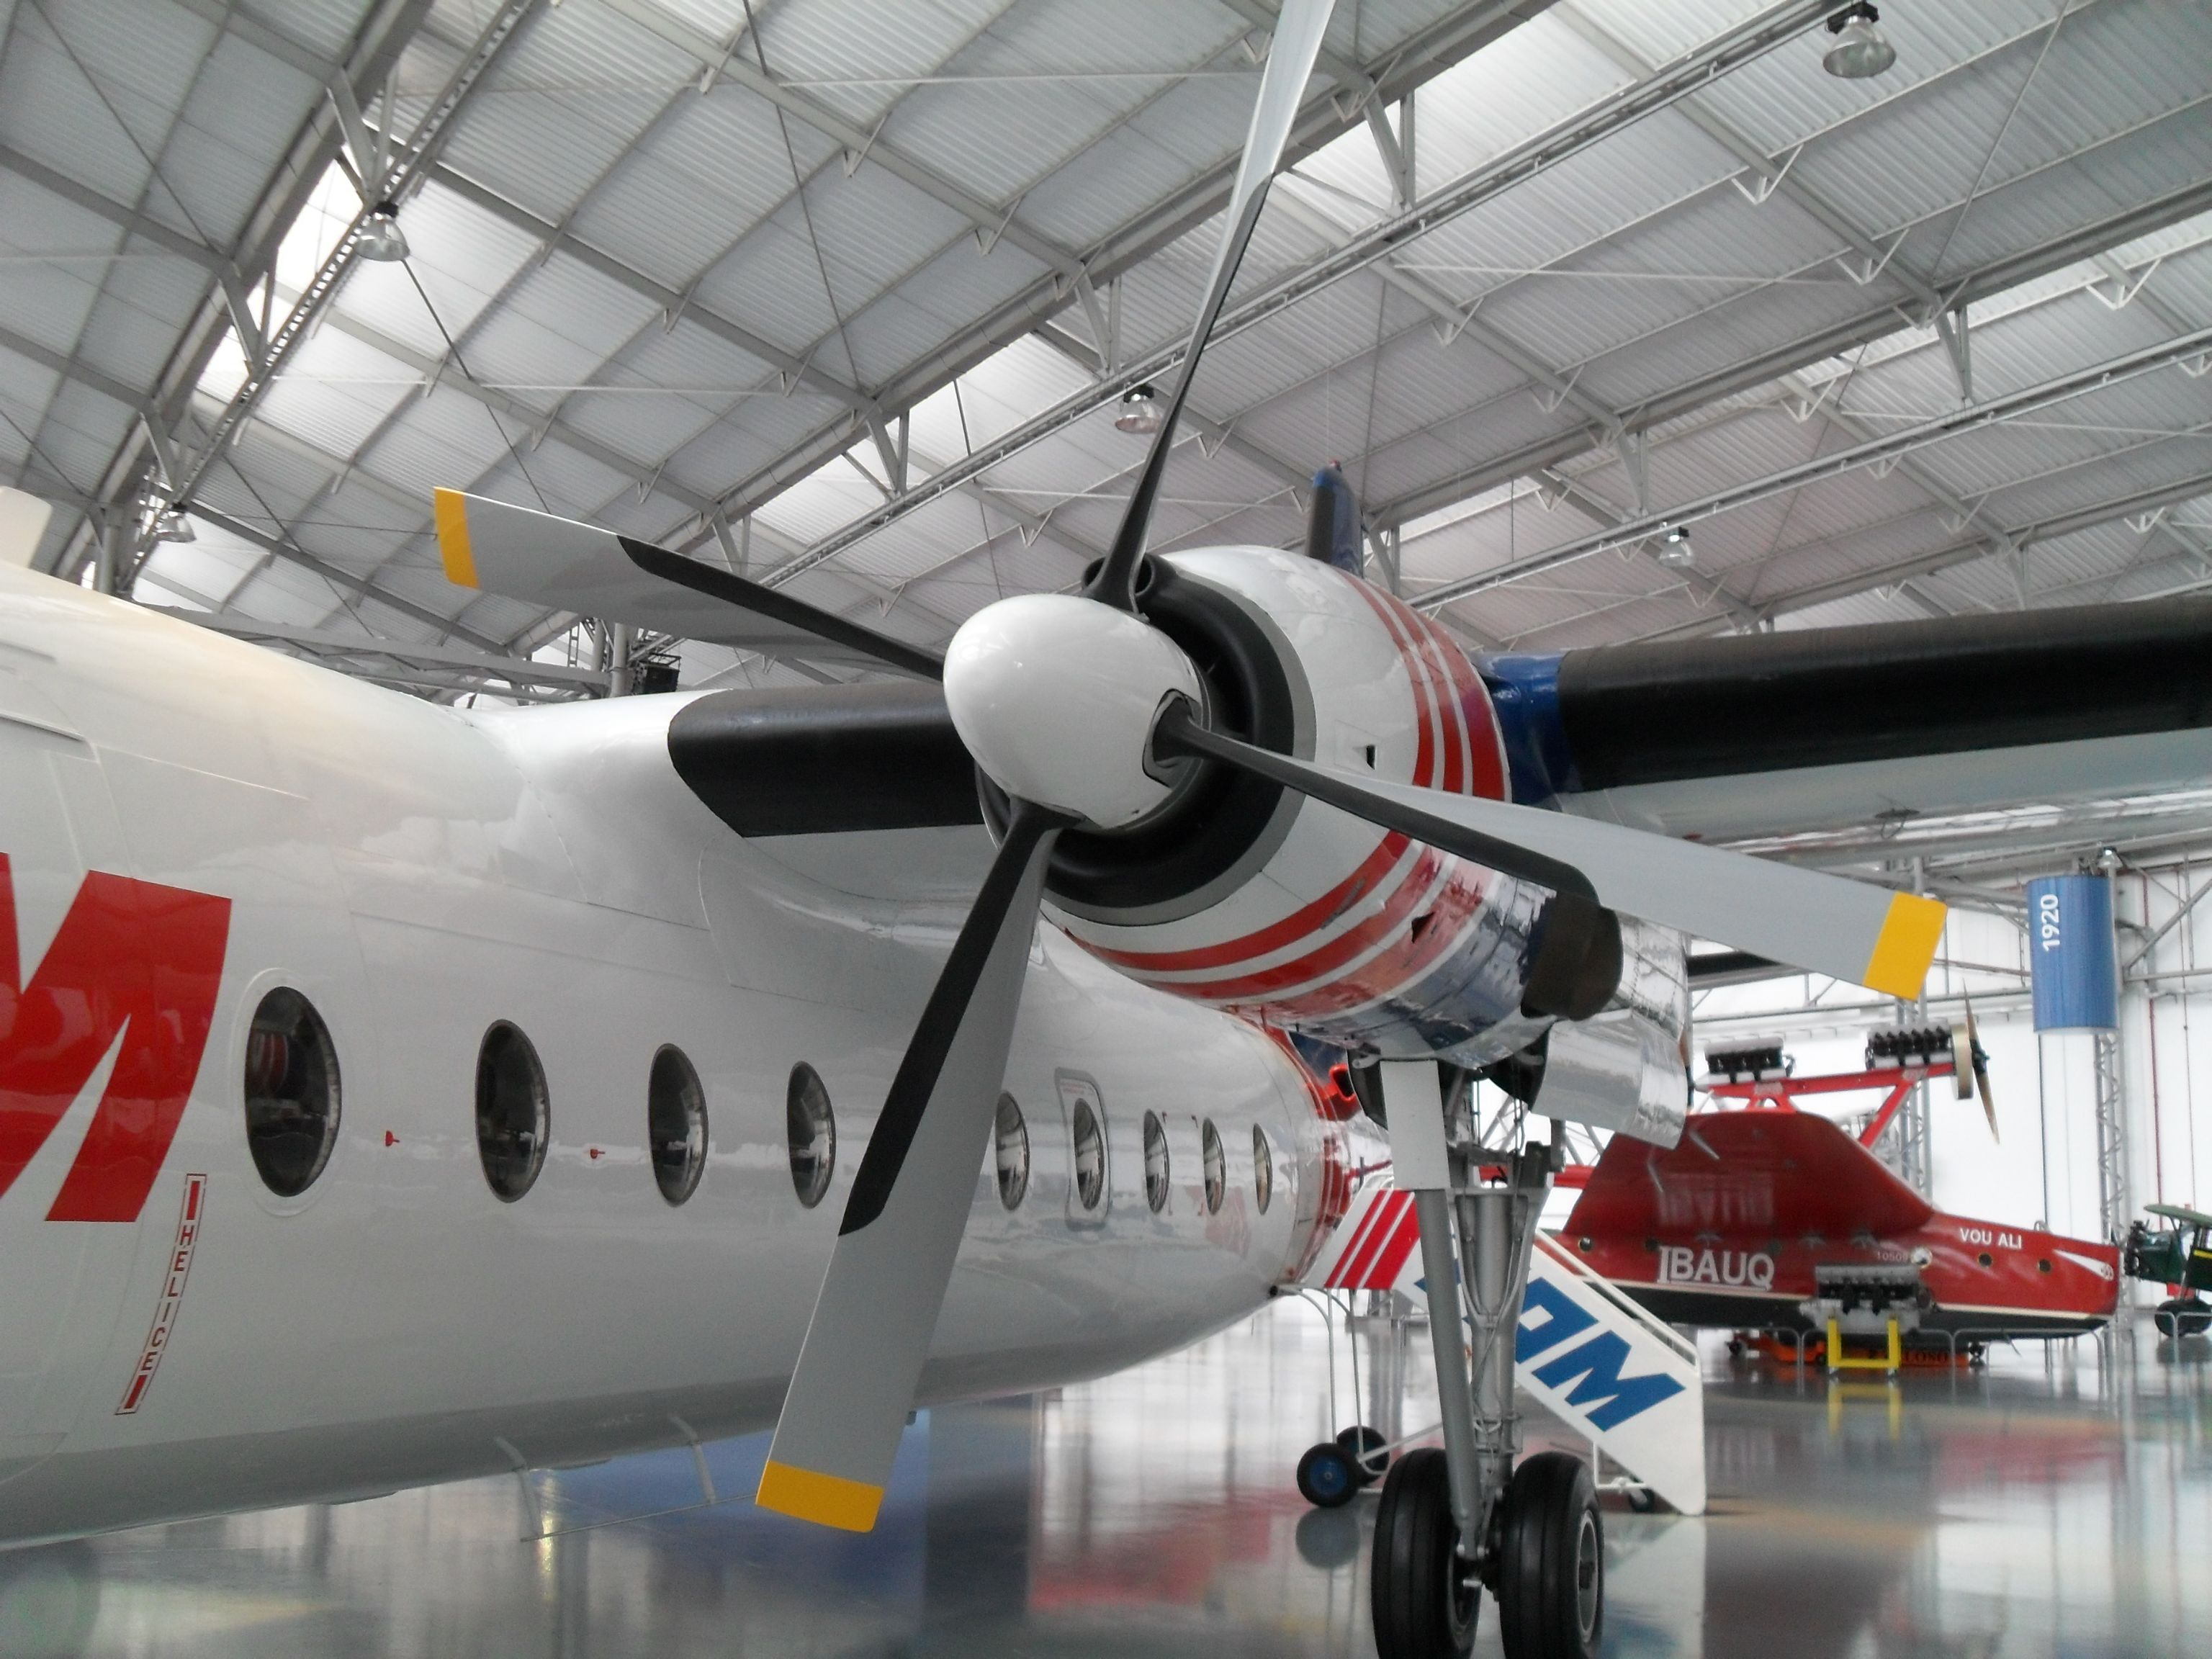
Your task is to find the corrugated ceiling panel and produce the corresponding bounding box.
[252,328,419,463]
[565,90,807,290]
[1687,0,2056,164]
[331,181,547,361]
[437,2,701,224]
[457,247,669,416]
[690,208,856,364]
[753,0,1004,130]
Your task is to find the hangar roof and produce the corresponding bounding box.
[3,0,2208,714]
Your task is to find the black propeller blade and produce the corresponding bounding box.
[1083,0,1336,614]
[757,798,1066,1530]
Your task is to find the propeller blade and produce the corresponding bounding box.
[433,489,943,680]
[1154,704,1946,999]
[1966,997,1999,1141]
[757,800,1066,1531]
[1084,0,1334,611]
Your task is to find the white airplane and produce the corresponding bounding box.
[6,4,2211,1656]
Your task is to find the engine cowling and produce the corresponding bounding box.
[986,545,1622,1074]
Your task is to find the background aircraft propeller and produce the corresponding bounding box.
[1963,996,1999,1141]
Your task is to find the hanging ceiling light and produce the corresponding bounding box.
[1823,4,1897,79]
[355,200,410,263]
[1655,524,1694,569]
[1115,383,1164,435]
[153,506,196,544]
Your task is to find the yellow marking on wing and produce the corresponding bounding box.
[433,488,477,588]
[1862,891,1946,998]
[756,1460,883,1532]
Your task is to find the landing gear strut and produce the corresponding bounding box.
[1367,1063,1601,1659]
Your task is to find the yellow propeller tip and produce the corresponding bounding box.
[755,1460,883,1532]
[1862,891,1946,999]
[433,487,477,588]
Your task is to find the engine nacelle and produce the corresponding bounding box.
[1012,546,1613,1075]
[1480,919,1691,1148]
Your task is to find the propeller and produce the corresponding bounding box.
[432,488,943,680]
[428,0,1946,1532]
[754,0,1341,1530]
[1962,996,1998,1141]
[1149,703,1946,999]
[1082,0,1334,614]
[756,799,1066,1529]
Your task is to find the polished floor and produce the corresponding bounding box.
[4,1303,2209,1658]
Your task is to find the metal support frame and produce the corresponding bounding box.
[1382,1060,1552,1578]
[1411,322,2212,611]
[1453,1159,1547,1532]
[162,1,543,518]
[742,0,1838,585]
[2094,1028,2127,1246]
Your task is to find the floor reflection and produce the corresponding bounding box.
[2,1312,2209,1655]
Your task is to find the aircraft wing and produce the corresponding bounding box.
[1481,598,2212,843]
[662,597,2212,850]
[2145,1202,2212,1228]
[1564,1109,1936,1241]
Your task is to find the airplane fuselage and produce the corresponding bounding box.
[0,567,1332,1545]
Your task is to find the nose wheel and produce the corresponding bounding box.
[1363,1065,1604,1659]
[1371,1449,1478,1658]
[1494,1452,1604,1659]
[1371,1448,1603,1659]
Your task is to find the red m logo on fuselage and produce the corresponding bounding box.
[0,853,230,1222]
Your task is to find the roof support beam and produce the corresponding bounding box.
[50,0,436,583]
[1410,323,2212,611]
[748,0,1833,588]
[185,500,509,652]
[0,142,225,271]
[1377,173,2212,533]
[684,0,1568,550]
[1033,318,1314,495]
[161,0,544,522]
[427,166,872,415]
[146,608,608,688]
[1548,2,1946,320]
[1632,472,2212,642]
[590,0,1092,287]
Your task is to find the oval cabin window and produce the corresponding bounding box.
[995,1093,1029,1210]
[787,1064,836,1209]
[242,988,341,1197]
[1252,1124,1273,1215]
[1143,1112,1170,1213]
[476,1022,549,1202]
[1201,1119,1226,1215]
[1071,1099,1105,1213]
[648,1046,708,1205]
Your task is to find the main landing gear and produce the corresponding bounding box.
[1368,1066,1602,1659]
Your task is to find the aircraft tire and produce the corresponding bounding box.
[1296,1441,1358,1508]
[2154,1297,2212,1339]
[1495,1451,1603,1659]
[1370,1448,1476,1659]
[1337,1424,1388,1487]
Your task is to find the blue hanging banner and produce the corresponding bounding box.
[2027,875,2118,1032]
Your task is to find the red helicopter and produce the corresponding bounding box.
[1560,1023,2118,1353]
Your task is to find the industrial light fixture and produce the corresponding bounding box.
[1823,4,1896,79]
[1655,524,1694,568]
[355,200,410,263]
[1115,383,1164,434]
[153,505,196,543]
